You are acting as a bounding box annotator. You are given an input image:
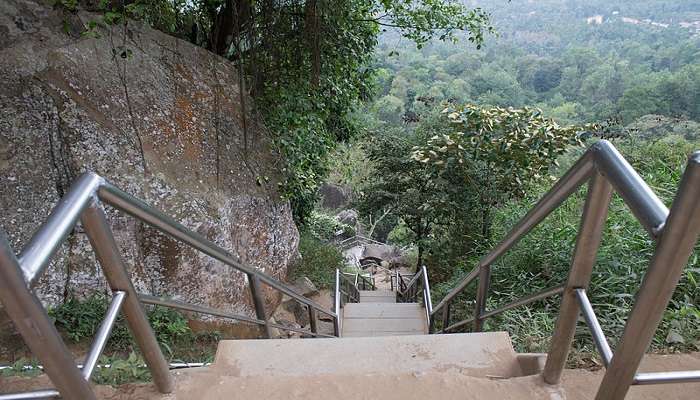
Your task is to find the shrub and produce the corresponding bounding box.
[305,210,355,242]
[291,231,346,289]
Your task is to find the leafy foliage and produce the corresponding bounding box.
[292,231,346,289]
[412,104,588,197]
[49,295,219,360]
[430,136,700,358]
[304,210,355,242]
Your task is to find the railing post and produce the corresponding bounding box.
[80,204,174,393]
[334,269,341,337]
[0,230,97,400]
[595,152,700,400]
[543,173,613,384]
[248,273,271,338]
[442,303,451,333]
[473,264,491,332]
[308,307,318,335]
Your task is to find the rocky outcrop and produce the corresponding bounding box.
[318,183,351,210]
[0,0,298,324]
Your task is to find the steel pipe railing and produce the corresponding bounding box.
[0,172,342,399]
[82,291,127,379]
[98,183,335,320]
[397,266,433,332]
[423,141,699,399]
[574,289,613,367]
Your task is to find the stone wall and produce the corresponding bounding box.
[0,1,298,325]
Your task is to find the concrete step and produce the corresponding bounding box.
[210,332,523,378]
[342,318,426,335]
[359,290,395,297]
[343,303,424,319]
[359,290,395,303]
[342,302,426,337]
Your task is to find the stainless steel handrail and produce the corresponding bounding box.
[0,172,340,400]
[397,266,433,331]
[425,141,700,400]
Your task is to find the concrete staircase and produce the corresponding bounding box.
[171,287,546,399]
[342,290,427,337]
[174,332,540,399]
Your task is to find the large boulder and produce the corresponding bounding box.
[0,1,298,325]
[318,183,351,210]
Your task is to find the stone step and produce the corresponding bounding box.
[210,332,523,378]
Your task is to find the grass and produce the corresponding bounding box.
[432,136,700,363]
[47,296,221,361]
[2,298,221,386]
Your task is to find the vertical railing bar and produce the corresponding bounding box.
[334,269,341,337]
[248,273,271,339]
[308,307,318,335]
[82,291,127,379]
[0,231,97,400]
[543,173,613,385]
[574,289,613,367]
[473,264,490,332]
[80,204,173,394]
[595,152,700,400]
[442,303,451,333]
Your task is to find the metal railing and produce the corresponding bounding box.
[427,140,700,399]
[333,269,370,336]
[390,270,412,292]
[397,265,433,332]
[0,172,339,400]
[342,270,376,290]
[337,235,385,250]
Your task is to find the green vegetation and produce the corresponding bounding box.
[367,0,700,128]
[481,137,699,355]
[48,295,220,361]
[3,297,221,385]
[345,0,700,360]
[291,210,349,289]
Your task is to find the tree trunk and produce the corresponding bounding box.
[210,0,235,55]
[304,0,321,86]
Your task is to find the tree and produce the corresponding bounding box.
[374,95,406,124]
[412,104,589,240]
[355,112,468,267]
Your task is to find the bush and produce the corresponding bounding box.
[48,295,220,360]
[291,231,346,289]
[305,210,355,242]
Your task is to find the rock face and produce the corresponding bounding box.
[0,0,298,325]
[318,183,351,210]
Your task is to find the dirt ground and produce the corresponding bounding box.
[1,352,698,399]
